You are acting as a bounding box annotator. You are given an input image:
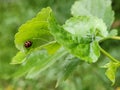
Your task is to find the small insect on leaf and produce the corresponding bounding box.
[24,41,32,48]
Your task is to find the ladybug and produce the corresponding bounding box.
[24,41,32,48]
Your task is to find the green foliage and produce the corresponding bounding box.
[71,0,114,29]
[103,61,120,85]
[49,15,108,63]
[12,0,120,87]
[15,7,54,52]
[1,0,120,90]
[11,51,26,64]
[12,48,68,78]
[50,17,102,62]
[56,57,80,87]
[108,29,118,37]
[12,7,61,65]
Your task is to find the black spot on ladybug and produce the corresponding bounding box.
[24,41,32,48]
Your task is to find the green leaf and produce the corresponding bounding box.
[71,0,114,29]
[12,50,49,78]
[15,7,54,52]
[43,41,61,55]
[11,41,61,64]
[49,15,108,63]
[56,58,80,87]
[13,7,61,64]
[26,48,68,79]
[11,51,26,64]
[104,61,120,85]
[12,48,68,78]
[108,29,118,37]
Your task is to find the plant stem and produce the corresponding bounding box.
[99,36,120,43]
[99,46,119,63]
[111,36,120,40]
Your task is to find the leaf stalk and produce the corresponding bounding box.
[99,46,119,63]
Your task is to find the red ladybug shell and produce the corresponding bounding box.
[24,41,32,48]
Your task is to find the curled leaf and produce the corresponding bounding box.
[49,15,108,63]
[11,51,26,64]
[104,61,120,85]
[15,7,54,52]
[13,7,61,64]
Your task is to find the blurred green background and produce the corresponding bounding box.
[0,0,120,90]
